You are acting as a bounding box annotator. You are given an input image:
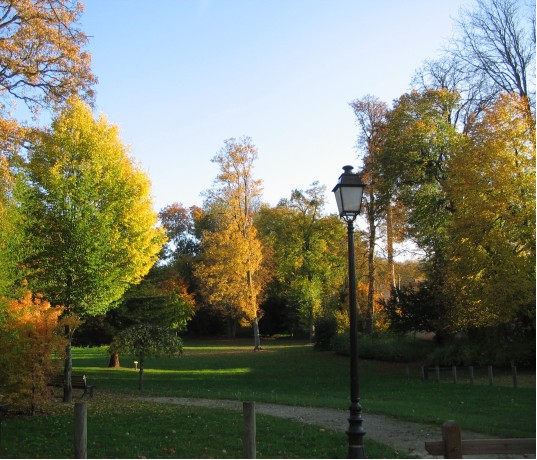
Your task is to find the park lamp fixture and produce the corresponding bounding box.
[332,165,365,221]
[333,165,366,459]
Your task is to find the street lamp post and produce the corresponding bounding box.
[332,165,366,459]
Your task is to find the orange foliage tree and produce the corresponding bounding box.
[0,290,66,415]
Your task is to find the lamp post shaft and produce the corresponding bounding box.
[346,220,366,459]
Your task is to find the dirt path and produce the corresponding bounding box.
[138,396,493,458]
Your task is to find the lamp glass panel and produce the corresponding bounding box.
[341,186,363,213]
[334,187,344,216]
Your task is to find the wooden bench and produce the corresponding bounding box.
[48,374,95,398]
[425,420,536,458]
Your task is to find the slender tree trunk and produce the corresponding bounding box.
[365,189,376,335]
[308,314,315,342]
[138,351,144,391]
[247,269,262,351]
[63,337,73,403]
[386,203,396,289]
[253,317,261,350]
[31,385,36,416]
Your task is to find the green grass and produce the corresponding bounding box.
[0,395,398,458]
[73,338,535,438]
[0,337,534,458]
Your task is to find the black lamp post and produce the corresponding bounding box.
[332,165,366,459]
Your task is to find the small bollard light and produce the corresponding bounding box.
[134,361,138,370]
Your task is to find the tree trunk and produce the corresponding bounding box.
[63,338,73,403]
[308,315,315,342]
[253,317,261,350]
[226,318,237,338]
[386,203,396,289]
[365,188,376,335]
[138,351,144,391]
[108,352,120,368]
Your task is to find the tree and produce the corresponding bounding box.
[0,0,96,115]
[382,280,448,336]
[110,266,195,335]
[378,89,462,265]
[195,137,265,349]
[158,203,199,264]
[104,267,194,368]
[19,98,166,400]
[257,184,347,340]
[22,98,165,314]
[444,93,535,331]
[452,0,535,112]
[414,0,535,127]
[158,202,200,299]
[0,290,66,415]
[109,324,183,390]
[0,153,22,297]
[375,89,463,335]
[0,0,97,296]
[350,95,388,334]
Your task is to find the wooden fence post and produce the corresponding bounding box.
[469,366,474,385]
[441,420,462,458]
[243,401,256,459]
[74,401,87,459]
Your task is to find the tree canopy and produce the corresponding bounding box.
[257,183,346,339]
[0,0,96,115]
[444,93,535,330]
[19,97,166,317]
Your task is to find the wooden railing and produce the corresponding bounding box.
[425,420,535,458]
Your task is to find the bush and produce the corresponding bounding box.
[332,330,536,367]
[0,291,66,414]
[427,338,536,367]
[313,316,338,350]
[332,330,350,355]
[426,341,481,366]
[333,332,434,362]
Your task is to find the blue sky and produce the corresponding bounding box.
[79,0,473,215]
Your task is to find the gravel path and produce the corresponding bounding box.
[138,396,493,458]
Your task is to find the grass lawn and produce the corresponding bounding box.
[0,394,398,459]
[0,337,534,458]
[1,395,380,458]
[74,337,535,438]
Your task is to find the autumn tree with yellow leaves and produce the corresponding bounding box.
[17,98,166,401]
[0,0,97,298]
[195,137,266,349]
[445,94,535,331]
